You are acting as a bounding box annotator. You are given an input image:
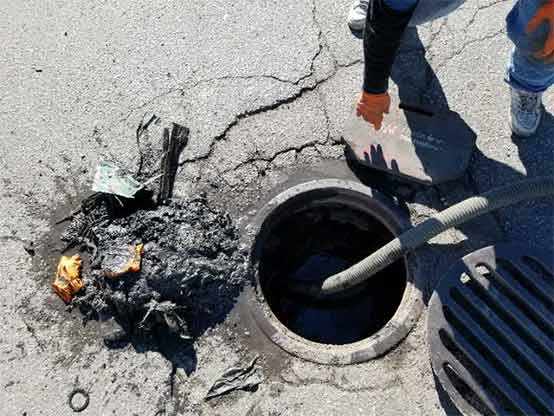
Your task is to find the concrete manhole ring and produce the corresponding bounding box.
[246,179,424,365]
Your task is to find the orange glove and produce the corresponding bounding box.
[356,91,391,131]
[526,1,554,64]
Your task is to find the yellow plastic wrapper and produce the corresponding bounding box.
[52,254,84,303]
[104,243,144,279]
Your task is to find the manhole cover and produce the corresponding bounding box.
[247,179,424,365]
[343,94,476,185]
[428,244,554,415]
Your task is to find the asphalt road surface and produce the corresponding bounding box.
[1,1,552,415]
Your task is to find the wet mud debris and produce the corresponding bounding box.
[56,118,247,352]
[62,192,248,347]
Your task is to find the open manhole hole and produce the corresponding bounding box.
[259,199,405,345]
[247,179,424,365]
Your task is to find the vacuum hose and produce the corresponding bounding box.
[292,176,554,298]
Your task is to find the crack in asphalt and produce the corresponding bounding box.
[133,0,366,188]
[180,79,318,165]
[179,0,355,168]
[121,74,307,126]
[0,235,26,244]
[425,17,449,61]
[221,139,344,177]
[29,0,514,199]
[123,0,327,136]
[20,316,46,353]
[434,28,506,74]
[426,0,509,73]
[177,0,508,180]
[465,0,510,31]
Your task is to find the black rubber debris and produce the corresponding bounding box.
[205,356,263,400]
[68,388,90,413]
[428,244,554,416]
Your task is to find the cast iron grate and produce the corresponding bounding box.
[428,244,554,415]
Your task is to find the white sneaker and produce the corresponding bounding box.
[347,0,369,31]
[510,86,543,137]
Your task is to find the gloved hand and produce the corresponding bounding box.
[356,91,391,131]
[526,0,554,63]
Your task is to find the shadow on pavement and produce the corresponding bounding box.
[348,25,553,416]
[349,26,553,296]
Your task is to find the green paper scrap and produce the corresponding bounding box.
[92,161,143,199]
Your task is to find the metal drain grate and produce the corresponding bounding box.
[428,244,554,415]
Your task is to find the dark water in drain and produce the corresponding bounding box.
[259,204,406,345]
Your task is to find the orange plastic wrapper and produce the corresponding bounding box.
[104,243,144,279]
[52,254,84,303]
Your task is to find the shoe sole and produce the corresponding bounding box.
[347,19,365,32]
[510,123,535,138]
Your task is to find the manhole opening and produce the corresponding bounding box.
[256,196,407,345]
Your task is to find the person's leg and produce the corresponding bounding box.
[506,0,554,136]
[506,0,554,92]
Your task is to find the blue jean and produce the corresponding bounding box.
[385,0,554,93]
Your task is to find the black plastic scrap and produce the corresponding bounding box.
[139,299,191,341]
[205,356,264,400]
[158,123,189,204]
[134,114,189,204]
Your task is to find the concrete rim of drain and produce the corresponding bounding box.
[245,179,425,365]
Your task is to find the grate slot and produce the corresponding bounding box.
[440,309,537,415]
[466,265,554,360]
[442,363,494,415]
[521,255,554,279]
[462,266,554,373]
[498,259,554,311]
[439,331,511,415]
[446,295,553,413]
[451,285,553,391]
[475,264,554,339]
[493,265,553,336]
[443,305,551,414]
